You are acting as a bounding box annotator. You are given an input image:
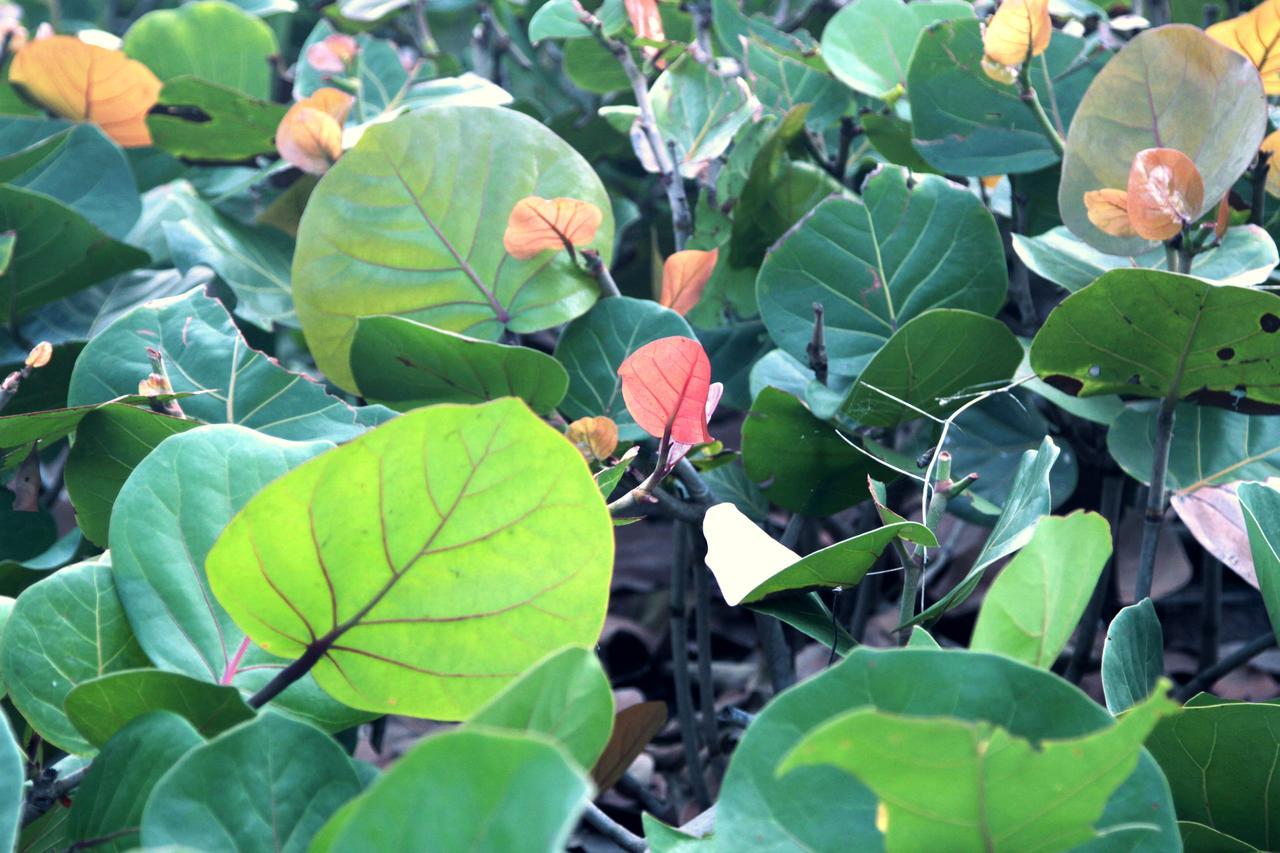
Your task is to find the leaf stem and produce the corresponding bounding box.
[670,522,712,808]
[1017,66,1065,158]
[582,248,622,298]
[1250,150,1271,227]
[693,551,720,759]
[1176,631,1278,701]
[582,802,647,852]
[1198,550,1222,672]
[246,634,335,709]
[1134,393,1177,602]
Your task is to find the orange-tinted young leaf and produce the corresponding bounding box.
[982,0,1051,66]
[617,336,714,445]
[660,248,718,316]
[1125,147,1205,242]
[1208,0,1280,94]
[306,33,359,73]
[1262,129,1280,197]
[9,36,161,147]
[566,416,620,462]
[625,0,665,42]
[1083,188,1136,237]
[502,196,604,260]
[275,87,353,175]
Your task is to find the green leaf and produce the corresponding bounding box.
[1059,25,1266,255]
[908,22,1106,175]
[350,315,568,415]
[1238,483,1280,646]
[123,0,279,98]
[64,670,254,749]
[1145,698,1280,849]
[0,556,150,754]
[0,529,84,598]
[835,310,1022,427]
[206,399,614,720]
[1101,598,1163,714]
[0,707,21,851]
[18,268,204,349]
[820,0,973,98]
[970,512,1111,668]
[861,112,940,174]
[913,437,1060,625]
[469,645,614,768]
[731,159,840,269]
[64,405,195,547]
[651,56,756,178]
[68,711,204,853]
[1179,822,1259,852]
[529,0,625,42]
[0,185,148,321]
[1030,269,1280,407]
[68,289,380,442]
[757,168,1007,376]
[140,711,363,851]
[742,387,895,516]
[0,118,140,240]
[147,77,286,162]
[778,687,1178,851]
[293,106,614,392]
[743,36,853,129]
[109,425,361,731]
[701,458,769,523]
[554,296,694,441]
[750,592,858,655]
[313,729,589,852]
[1013,225,1278,293]
[0,399,180,474]
[713,647,1180,851]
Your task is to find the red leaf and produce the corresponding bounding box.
[617,337,713,445]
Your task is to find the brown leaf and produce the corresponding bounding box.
[9,36,161,147]
[590,700,668,793]
[1208,0,1280,94]
[1083,188,1136,237]
[566,416,619,462]
[1170,478,1280,589]
[502,196,603,260]
[1125,147,1205,241]
[275,87,353,175]
[660,248,718,316]
[982,0,1051,67]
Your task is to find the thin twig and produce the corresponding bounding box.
[1176,632,1278,701]
[583,249,622,298]
[1198,550,1222,672]
[1250,150,1271,227]
[670,523,712,808]
[583,802,648,852]
[21,766,86,827]
[1134,394,1177,602]
[806,302,827,386]
[694,551,720,758]
[1016,61,1065,157]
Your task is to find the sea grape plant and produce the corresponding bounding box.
[0,0,1277,850]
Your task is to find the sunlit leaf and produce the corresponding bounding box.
[660,248,718,316]
[617,336,713,445]
[1208,0,1280,94]
[982,0,1051,67]
[502,196,604,260]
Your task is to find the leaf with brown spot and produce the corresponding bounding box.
[1125,147,1204,242]
[9,36,161,147]
[503,196,604,260]
[982,0,1051,66]
[659,248,718,316]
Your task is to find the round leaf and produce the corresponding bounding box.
[65,670,253,749]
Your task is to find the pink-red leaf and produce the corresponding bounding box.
[617,336,713,445]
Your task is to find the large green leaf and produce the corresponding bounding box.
[123,0,279,98]
[0,708,20,851]
[312,729,589,852]
[293,106,614,391]
[713,647,1180,851]
[1238,483,1280,646]
[835,310,1022,427]
[1030,269,1280,406]
[140,711,363,851]
[68,289,381,442]
[1059,25,1267,255]
[969,512,1111,668]
[820,0,972,98]
[742,387,895,516]
[1179,823,1258,852]
[908,22,1105,175]
[779,688,1177,851]
[0,118,139,239]
[1145,698,1280,850]
[0,399,181,474]
[64,670,254,749]
[0,556,150,754]
[147,77,285,162]
[1013,225,1278,293]
[350,315,568,415]
[554,296,695,439]
[0,186,148,322]
[68,712,204,853]
[743,35,853,129]
[469,645,614,769]
[757,168,1006,376]
[1101,598,1164,715]
[206,399,614,719]
[109,425,361,731]
[651,56,756,177]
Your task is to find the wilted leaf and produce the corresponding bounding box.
[1172,482,1266,588]
[502,196,604,260]
[617,336,713,445]
[1208,0,1280,94]
[276,88,353,175]
[1125,147,1204,241]
[10,37,162,147]
[982,0,1051,67]
[660,248,718,316]
[566,416,619,461]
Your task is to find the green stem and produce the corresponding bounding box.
[1134,394,1177,602]
[670,523,711,808]
[1018,68,1065,157]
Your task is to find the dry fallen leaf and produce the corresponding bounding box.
[502,196,603,260]
[982,0,1051,67]
[1208,0,1280,94]
[566,416,619,462]
[275,87,354,175]
[1083,188,1136,237]
[1125,147,1204,242]
[10,35,162,147]
[660,248,718,316]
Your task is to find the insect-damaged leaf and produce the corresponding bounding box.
[617,336,714,445]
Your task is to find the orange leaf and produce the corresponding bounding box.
[1083,188,1136,237]
[617,336,713,445]
[306,33,359,73]
[502,196,603,260]
[1208,0,1280,94]
[1261,129,1280,197]
[982,0,1051,66]
[625,0,665,42]
[275,87,353,175]
[1125,147,1204,242]
[660,248,718,316]
[9,36,161,147]
[565,416,619,462]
